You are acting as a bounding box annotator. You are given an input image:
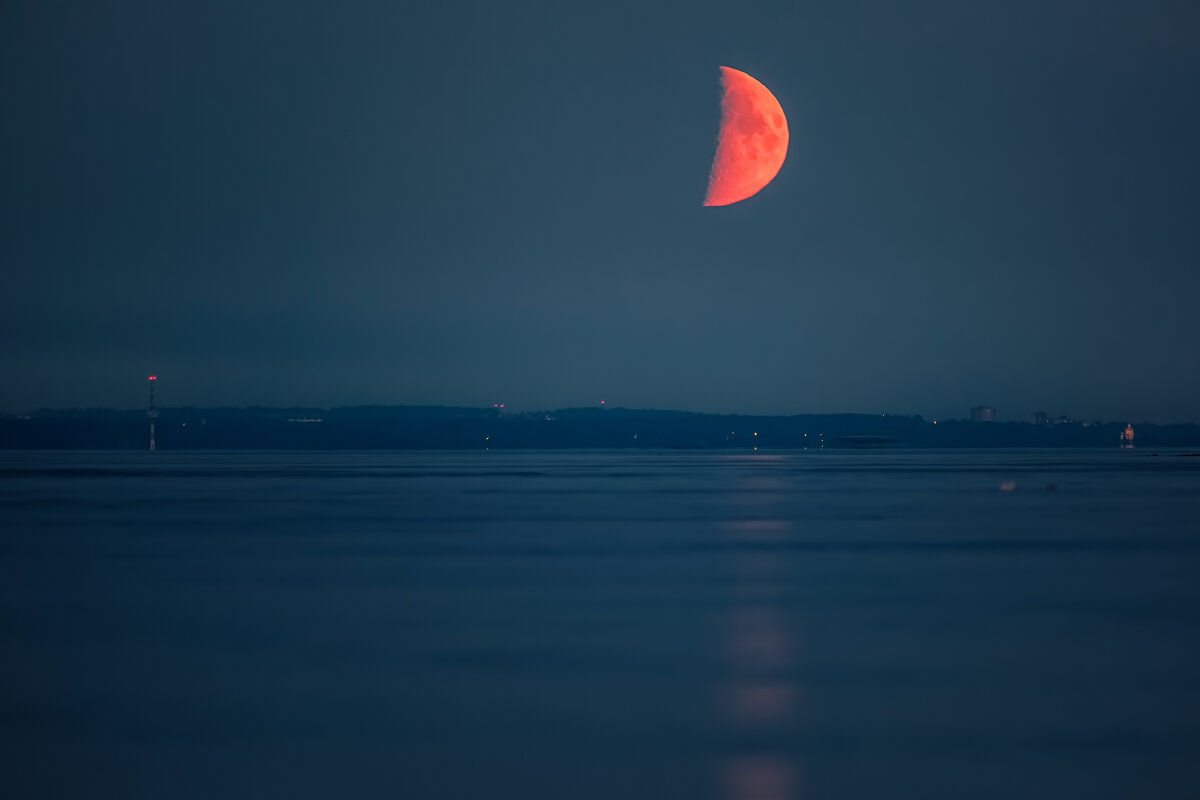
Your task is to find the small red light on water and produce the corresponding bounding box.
[500,404,504,408]
[494,404,498,408]
[148,375,157,381]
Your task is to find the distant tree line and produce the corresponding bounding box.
[3,406,1199,450]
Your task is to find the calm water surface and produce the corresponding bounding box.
[2,449,1199,799]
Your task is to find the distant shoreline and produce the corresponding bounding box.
[3,407,1198,450]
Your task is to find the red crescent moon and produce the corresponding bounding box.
[704,66,789,207]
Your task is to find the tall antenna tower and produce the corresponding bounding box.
[147,375,158,451]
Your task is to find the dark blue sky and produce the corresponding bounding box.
[3,1,1198,421]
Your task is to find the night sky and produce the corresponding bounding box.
[3,1,1198,421]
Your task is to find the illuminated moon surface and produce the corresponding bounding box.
[704,66,789,207]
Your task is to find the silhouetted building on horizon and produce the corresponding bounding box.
[1032,411,1072,425]
[970,406,995,422]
